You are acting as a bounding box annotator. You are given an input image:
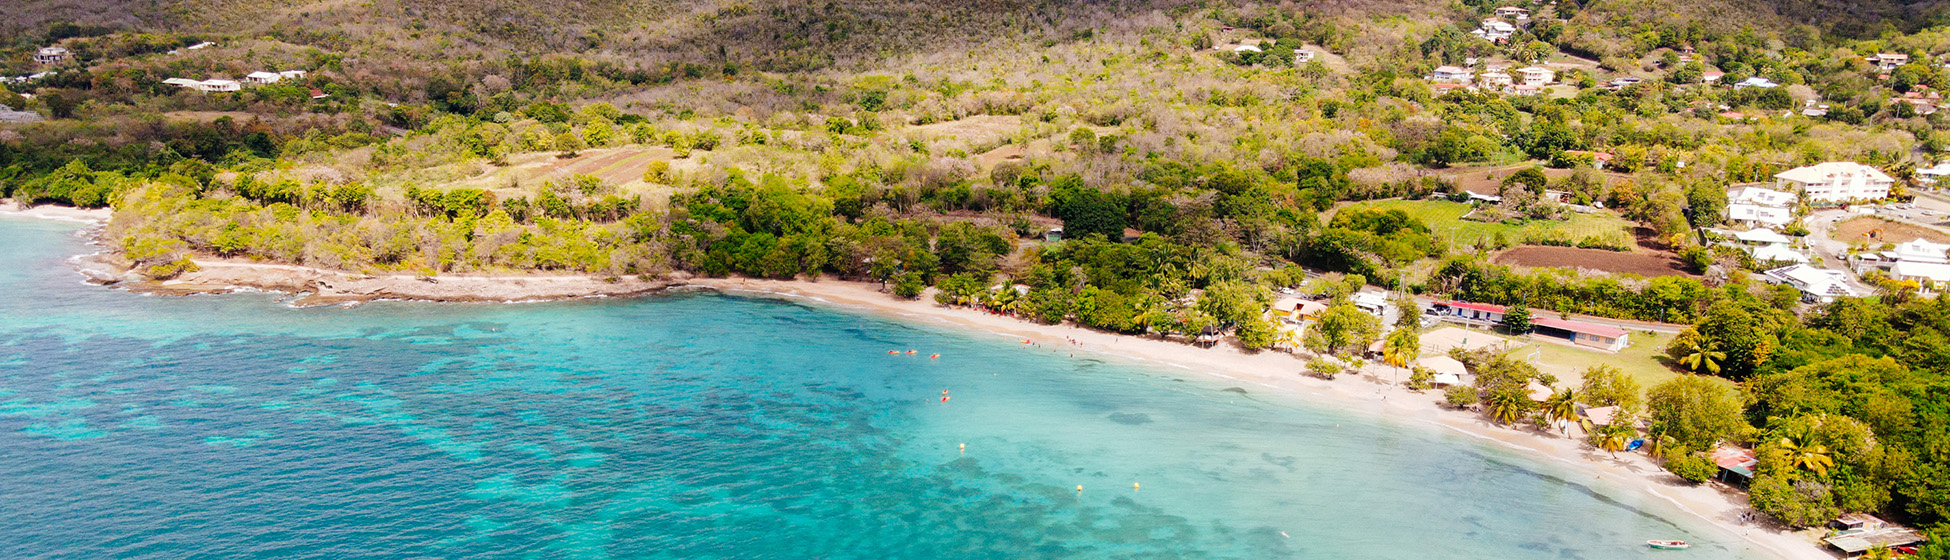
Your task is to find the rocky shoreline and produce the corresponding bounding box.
[71,251,686,307]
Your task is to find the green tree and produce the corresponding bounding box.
[1578,364,1643,413]
[1502,304,1532,334]
[1592,422,1635,458]
[1382,328,1420,380]
[1647,376,1746,451]
[1543,388,1581,436]
[1305,302,1382,354]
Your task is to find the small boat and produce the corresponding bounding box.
[1647,540,1691,550]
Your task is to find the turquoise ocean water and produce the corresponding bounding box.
[0,217,1748,559]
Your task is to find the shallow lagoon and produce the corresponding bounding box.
[0,219,1741,559]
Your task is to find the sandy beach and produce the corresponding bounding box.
[0,200,113,224]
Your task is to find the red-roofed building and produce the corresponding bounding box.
[1434,301,1506,324]
[1711,446,1757,487]
[1531,317,1631,352]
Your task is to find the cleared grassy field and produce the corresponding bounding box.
[1336,199,1634,249]
[1516,331,1737,394]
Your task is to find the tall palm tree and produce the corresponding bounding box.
[1677,341,1725,375]
[1779,437,1835,477]
[1543,388,1580,437]
[1382,328,1420,382]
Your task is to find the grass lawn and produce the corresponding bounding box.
[1511,330,1738,393]
[1337,199,1633,249]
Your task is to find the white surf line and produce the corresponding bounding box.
[1422,419,1775,552]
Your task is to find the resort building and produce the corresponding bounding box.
[1868,53,1910,72]
[1529,317,1630,352]
[1430,66,1473,84]
[1762,264,1863,303]
[1775,162,1894,203]
[34,46,69,65]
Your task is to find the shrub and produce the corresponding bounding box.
[1445,384,1480,408]
[1665,453,1717,484]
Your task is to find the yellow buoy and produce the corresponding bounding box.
[1133,482,1140,491]
[958,443,966,454]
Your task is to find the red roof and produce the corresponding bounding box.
[1532,317,1628,338]
[1712,446,1758,476]
[1442,301,1506,313]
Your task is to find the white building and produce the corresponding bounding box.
[1892,239,1950,264]
[1763,264,1863,303]
[1752,244,1810,264]
[1734,228,1792,246]
[161,77,201,88]
[1734,76,1779,89]
[1430,65,1474,84]
[1728,204,1793,227]
[244,71,283,84]
[1516,66,1555,87]
[1869,53,1910,72]
[1494,6,1531,20]
[1471,20,1517,43]
[1232,44,1262,54]
[1478,71,1513,90]
[1725,185,1797,228]
[1890,260,1950,289]
[1776,162,1894,203]
[193,79,241,92]
[1351,291,1390,318]
[34,46,69,65]
[1920,162,1950,185]
[279,70,307,80]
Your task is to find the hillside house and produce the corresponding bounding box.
[161,77,200,88]
[1762,264,1863,303]
[34,47,69,65]
[1751,244,1810,264]
[245,71,283,84]
[1232,43,1262,53]
[279,70,307,80]
[1494,6,1531,20]
[1605,76,1643,90]
[1294,49,1316,64]
[194,79,241,92]
[1727,204,1792,227]
[1734,76,1779,89]
[1869,53,1910,72]
[1919,162,1950,184]
[1477,71,1513,89]
[1516,66,1554,86]
[1530,317,1630,352]
[1472,20,1517,42]
[1776,162,1894,203]
[1729,185,1797,207]
[1702,71,1725,83]
[1430,66,1474,84]
[1733,228,1791,246]
[1510,84,1542,96]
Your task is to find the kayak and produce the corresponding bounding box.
[1647,540,1691,550]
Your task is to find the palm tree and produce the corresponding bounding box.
[1595,425,1633,458]
[1484,389,1530,426]
[1677,340,1725,375]
[1779,437,1835,477]
[1274,327,1304,352]
[1382,328,1420,383]
[1543,388,1580,437]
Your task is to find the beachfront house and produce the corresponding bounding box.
[1430,65,1473,84]
[1711,446,1757,488]
[1516,66,1554,87]
[1272,297,1328,322]
[1415,355,1468,387]
[1869,53,1910,72]
[1776,162,1894,203]
[1529,317,1630,352]
[1762,264,1863,303]
[34,46,70,65]
[1823,514,1926,557]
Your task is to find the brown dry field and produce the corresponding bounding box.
[1833,216,1950,244]
[1493,245,1696,277]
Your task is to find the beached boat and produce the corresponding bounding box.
[1647,540,1691,550]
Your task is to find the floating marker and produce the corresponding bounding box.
[958,443,966,454]
[1133,482,1140,491]
[1076,485,1083,494]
